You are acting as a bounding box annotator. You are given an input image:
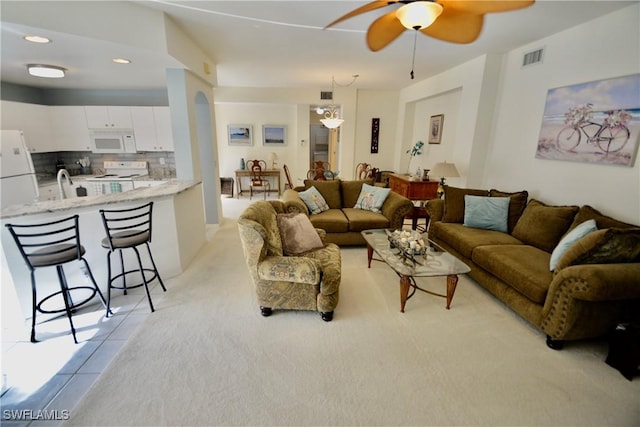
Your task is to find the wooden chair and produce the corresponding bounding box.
[247,160,270,199]
[283,164,294,190]
[307,161,330,181]
[355,162,377,180]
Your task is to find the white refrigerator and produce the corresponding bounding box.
[1,130,39,208]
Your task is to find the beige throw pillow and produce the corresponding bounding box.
[277,213,324,255]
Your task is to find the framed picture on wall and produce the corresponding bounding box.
[228,125,252,146]
[428,114,444,144]
[262,125,287,146]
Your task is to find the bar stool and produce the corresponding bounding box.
[5,215,108,343]
[99,202,166,316]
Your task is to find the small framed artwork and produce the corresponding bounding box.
[228,125,252,146]
[428,114,444,144]
[262,125,287,146]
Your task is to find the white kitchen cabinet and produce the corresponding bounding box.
[153,107,174,151]
[85,106,133,129]
[1,101,56,152]
[50,106,92,151]
[129,107,157,151]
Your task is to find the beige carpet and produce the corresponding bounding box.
[65,214,640,426]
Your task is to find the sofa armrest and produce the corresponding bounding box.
[282,189,310,215]
[426,198,445,222]
[315,228,327,243]
[380,191,413,229]
[257,256,321,285]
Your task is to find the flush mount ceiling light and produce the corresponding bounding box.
[319,74,359,129]
[27,64,66,78]
[24,35,51,44]
[112,58,132,64]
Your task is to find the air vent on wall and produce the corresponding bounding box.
[522,48,544,67]
[320,91,333,100]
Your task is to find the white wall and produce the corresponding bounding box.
[486,4,640,224]
[396,4,640,224]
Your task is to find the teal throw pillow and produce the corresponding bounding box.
[549,219,597,271]
[299,186,330,214]
[354,183,390,213]
[463,195,510,233]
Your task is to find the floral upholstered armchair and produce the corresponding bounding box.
[238,200,341,321]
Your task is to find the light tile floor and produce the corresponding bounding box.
[0,195,258,426]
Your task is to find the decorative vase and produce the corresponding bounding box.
[240,158,245,170]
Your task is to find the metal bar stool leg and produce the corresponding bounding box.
[145,243,166,292]
[119,249,127,295]
[56,265,78,344]
[106,251,113,317]
[132,246,155,312]
[81,257,110,315]
[29,271,38,343]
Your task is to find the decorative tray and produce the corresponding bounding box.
[385,229,429,266]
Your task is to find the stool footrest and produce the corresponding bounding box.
[109,269,159,290]
[36,286,99,315]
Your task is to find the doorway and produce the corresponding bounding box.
[309,107,339,173]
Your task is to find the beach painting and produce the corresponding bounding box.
[228,125,252,146]
[536,74,640,167]
[263,125,286,146]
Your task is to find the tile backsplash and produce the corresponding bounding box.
[32,151,176,179]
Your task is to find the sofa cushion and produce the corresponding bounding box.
[341,179,374,208]
[442,186,488,223]
[429,222,523,259]
[354,183,391,213]
[308,209,349,233]
[303,179,342,209]
[277,213,324,255]
[298,186,330,214]
[489,189,529,233]
[472,245,553,304]
[569,205,638,230]
[463,195,510,232]
[512,199,579,253]
[549,219,597,271]
[555,228,640,271]
[342,208,390,232]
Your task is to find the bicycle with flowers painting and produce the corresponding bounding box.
[556,103,631,154]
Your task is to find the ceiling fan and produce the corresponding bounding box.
[325,0,535,52]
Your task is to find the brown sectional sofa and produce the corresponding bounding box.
[427,186,640,348]
[282,179,413,246]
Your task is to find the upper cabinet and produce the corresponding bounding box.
[85,106,133,129]
[50,106,92,151]
[0,101,56,152]
[130,106,174,152]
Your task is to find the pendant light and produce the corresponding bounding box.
[319,74,359,129]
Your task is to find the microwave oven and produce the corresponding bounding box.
[90,130,137,153]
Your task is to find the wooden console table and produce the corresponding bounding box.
[235,169,281,198]
[388,173,439,230]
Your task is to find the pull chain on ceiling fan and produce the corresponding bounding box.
[325,0,535,79]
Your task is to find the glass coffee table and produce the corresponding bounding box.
[361,229,470,312]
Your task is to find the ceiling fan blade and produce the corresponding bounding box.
[324,0,399,29]
[366,10,407,51]
[420,8,483,44]
[441,0,535,15]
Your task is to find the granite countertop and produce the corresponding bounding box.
[1,180,201,220]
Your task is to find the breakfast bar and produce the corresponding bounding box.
[1,180,206,321]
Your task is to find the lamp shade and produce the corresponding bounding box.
[320,118,344,129]
[396,1,443,30]
[430,161,460,179]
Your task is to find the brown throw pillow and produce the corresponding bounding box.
[442,185,488,223]
[489,189,528,233]
[277,213,324,255]
[512,199,579,253]
[569,205,638,231]
[555,228,640,271]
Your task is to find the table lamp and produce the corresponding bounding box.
[430,161,459,198]
[268,152,278,169]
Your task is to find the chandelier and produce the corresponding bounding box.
[319,74,359,129]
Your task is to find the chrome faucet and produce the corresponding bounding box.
[57,168,73,199]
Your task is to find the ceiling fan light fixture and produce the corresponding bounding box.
[27,64,66,78]
[396,1,443,30]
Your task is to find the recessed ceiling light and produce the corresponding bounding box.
[27,64,66,78]
[24,35,51,44]
[112,58,131,64]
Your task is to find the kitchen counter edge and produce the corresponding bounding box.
[1,179,201,219]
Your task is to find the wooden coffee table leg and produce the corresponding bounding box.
[367,244,373,268]
[446,274,459,309]
[400,275,411,313]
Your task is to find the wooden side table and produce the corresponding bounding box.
[388,173,439,230]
